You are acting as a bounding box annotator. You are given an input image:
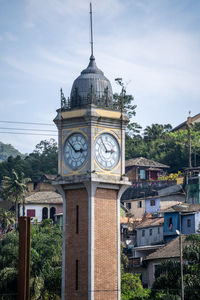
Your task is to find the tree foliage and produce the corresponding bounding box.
[0,208,15,233]
[0,220,62,299]
[125,124,200,172]
[1,170,30,221]
[121,273,150,300]
[0,139,58,182]
[151,234,200,300]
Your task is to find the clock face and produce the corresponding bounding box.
[64,133,88,170]
[95,133,120,170]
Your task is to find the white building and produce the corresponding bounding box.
[20,191,63,223]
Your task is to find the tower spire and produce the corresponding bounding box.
[90,2,94,57]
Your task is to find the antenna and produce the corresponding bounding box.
[90,2,94,57]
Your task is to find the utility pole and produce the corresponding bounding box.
[187,112,192,168]
[18,217,31,300]
[179,212,184,300]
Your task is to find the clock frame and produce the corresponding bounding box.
[63,132,88,171]
[94,132,120,170]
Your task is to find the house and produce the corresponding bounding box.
[122,184,185,219]
[171,113,200,132]
[125,157,169,182]
[135,216,164,247]
[144,236,188,287]
[163,203,200,242]
[20,191,63,223]
[27,174,57,194]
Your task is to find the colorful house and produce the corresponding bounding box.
[163,203,200,242]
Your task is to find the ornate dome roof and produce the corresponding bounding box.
[70,55,113,109]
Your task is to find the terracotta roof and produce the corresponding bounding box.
[120,217,134,224]
[136,217,164,229]
[145,236,188,260]
[25,191,63,204]
[125,157,169,169]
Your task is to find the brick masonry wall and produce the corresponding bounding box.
[94,188,118,300]
[65,188,88,300]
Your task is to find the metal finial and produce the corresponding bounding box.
[90,2,94,57]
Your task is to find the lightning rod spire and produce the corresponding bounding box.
[90,2,94,57]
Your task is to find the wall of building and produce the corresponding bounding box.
[21,204,42,222]
[163,212,179,242]
[65,188,88,300]
[27,182,56,193]
[182,214,195,234]
[195,212,200,232]
[147,258,178,288]
[145,198,160,214]
[94,188,118,300]
[128,199,145,219]
[20,203,61,222]
[137,226,163,247]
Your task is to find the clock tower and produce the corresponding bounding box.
[54,4,130,300]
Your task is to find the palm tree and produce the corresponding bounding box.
[0,208,15,233]
[1,170,30,222]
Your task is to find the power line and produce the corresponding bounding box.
[0,127,57,132]
[0,132,57,136]
[0,120,55,126]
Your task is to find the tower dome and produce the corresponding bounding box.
[70,55,113,109]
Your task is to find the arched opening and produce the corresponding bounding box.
[42,207,48,220]
[50,207,56,223]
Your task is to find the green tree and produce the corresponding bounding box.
[1,170,30,221]
[0,220,62,299]
[151,234,200,300]
[0,208,15,233]
[121,273,150,300]
[144,124,172,141]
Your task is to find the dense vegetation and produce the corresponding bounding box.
[0,139,58,182]
[0,141,23,162]
[151,234,200,300]
[0,220,62,299]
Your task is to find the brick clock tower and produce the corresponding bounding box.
[54,5,129,300]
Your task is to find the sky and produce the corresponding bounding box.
[0,0,200,154]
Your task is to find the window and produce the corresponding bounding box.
[168,217,173,231]
[126,203,131,210]
[27,209,35,217]
[142,230,145,237]
[75,260,79,290]
[149,228,152,236]
[153,263,161,280]
[50,207,56,223]
[140,169,146,180]
[76,205,79,234]
[158,227,160,234]
[187,219,191,228]
[150,199,155,206]
[42,207,48,220]
[138,201,142,208]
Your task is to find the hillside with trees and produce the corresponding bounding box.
[0,141,24,162]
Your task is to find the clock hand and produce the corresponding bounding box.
[69,141,78,153]
[106,149,115,154]
[101,137,108,152]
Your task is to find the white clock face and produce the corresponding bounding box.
[95,133,120,170]
[64,133,88,170]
